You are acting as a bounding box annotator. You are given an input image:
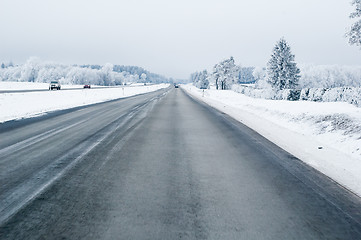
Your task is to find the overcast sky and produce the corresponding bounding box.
[1,0,360,79]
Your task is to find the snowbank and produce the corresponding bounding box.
[0,83,169,123]
[182,84,361,196]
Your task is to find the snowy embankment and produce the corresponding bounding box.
[0,82,169,123]
[182,84,361,197]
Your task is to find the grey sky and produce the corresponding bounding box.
[1,0,360,79]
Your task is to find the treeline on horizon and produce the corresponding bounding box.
[0,58,169,86]
[80,64,169,84]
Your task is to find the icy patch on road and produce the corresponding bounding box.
[182,84,361,196]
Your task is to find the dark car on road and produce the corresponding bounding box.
[84,84,91,88]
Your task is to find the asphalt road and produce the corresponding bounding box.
[1,87,361,239]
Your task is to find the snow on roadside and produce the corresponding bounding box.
[0,81,85,90]
[182,84,361,196]
[0,83,169,123]
[0,81,156,91]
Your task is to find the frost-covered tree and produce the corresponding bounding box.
[267,38,300,90]
[112,65,168,83]
[298,64,361,88]
[253,67,272,89]
[100,63,115,85]
[191,70,209,89]
[132,74,139,83]
[212,57,239,90]
[238,67,255,83]
[253,66,266,82]
[20,57,41,82]
[347,0,361,47]
[212,64,221,90]
[190,72,199,85]
[0,58,167,86]
[141,73,147,83]
[199,70,209,89]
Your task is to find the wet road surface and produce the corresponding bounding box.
[1,87,361,239]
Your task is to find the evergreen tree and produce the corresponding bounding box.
[346,0,361,47]
[267,38,300,90]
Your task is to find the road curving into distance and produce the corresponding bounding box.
[1,86,361,239]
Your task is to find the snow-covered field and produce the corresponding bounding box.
[0,82,169,123]
[0,81,148,91]
[0,81,86,90]
[182,84,361,197]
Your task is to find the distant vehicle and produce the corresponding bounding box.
[83,84,91,88]
[174,84,179,88]
[49,81,61,90]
